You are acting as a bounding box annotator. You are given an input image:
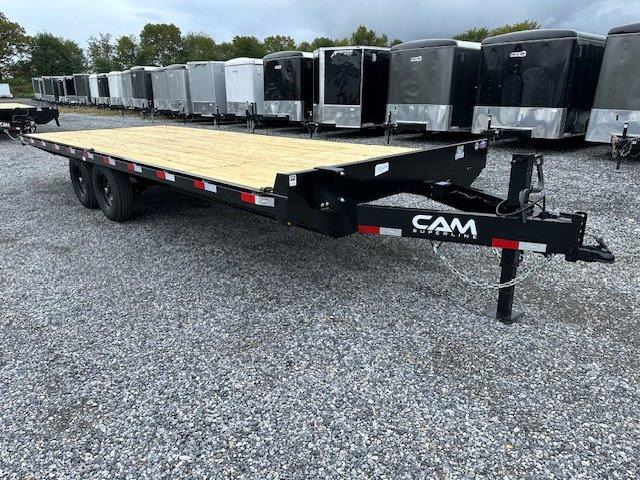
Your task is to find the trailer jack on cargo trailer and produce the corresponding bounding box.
[23,126,614,323]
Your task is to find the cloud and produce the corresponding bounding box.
[3,0,639,46]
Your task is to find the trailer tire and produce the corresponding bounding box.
[69,158,98,209]
[91,166,136,222]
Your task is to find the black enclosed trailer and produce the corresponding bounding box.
[54,77,66,103]
[42,77,56,102]
[32,78,43,100]
[62,76,77,104]
[0,103,59,139]
[387,39,481,132]
[22,126,613,322]
[73,74,91,104]
[586,23,640,159]
[130,66,157,110]
[313,46,390,128]
[263,51,313,123]
[472,30,605,139]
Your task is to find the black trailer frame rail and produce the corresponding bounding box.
[1,106,59,139]
[23,134,614,323]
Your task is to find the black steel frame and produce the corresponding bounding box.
[22,134,614,322]
[1,106,59,138]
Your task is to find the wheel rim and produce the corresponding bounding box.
[98,174,113,207]
[72,165,87,195]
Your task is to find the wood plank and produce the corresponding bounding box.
[28,126,417,190]
[0,103,38,110]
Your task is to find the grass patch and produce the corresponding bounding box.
[57,105,141,117]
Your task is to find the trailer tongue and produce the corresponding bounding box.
[23,126,613,322]
[1,103,59,139]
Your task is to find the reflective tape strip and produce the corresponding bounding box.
[492,238,547,253]
[194,180,217,193]
[358,225,402,237]
[241,192,274,207]
[127,163,142,173]
[155,171,175,182]
[69,147,76,154]
[518,241,547,253]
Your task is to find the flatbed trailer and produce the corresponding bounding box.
[23,126,613,322]
[1,103,59,139]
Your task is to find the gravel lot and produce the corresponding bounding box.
[1,103,639,479]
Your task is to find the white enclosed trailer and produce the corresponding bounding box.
[224,57,264,117]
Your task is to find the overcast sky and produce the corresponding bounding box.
[3,0,638,46]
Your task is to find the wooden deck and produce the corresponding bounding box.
[28,126,417,190]
[0,103,36,110]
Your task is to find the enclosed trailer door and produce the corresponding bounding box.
[592,35,640,110]
[324,49,362,105]
[361,50,390,124]
[478,39,575,108]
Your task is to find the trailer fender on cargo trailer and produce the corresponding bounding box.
[23,126,613,322]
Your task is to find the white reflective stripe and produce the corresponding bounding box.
[54,144,60,150]
[255,196,275,207]
[41,141,46,146]
[69,147,76,154]
[133,164,142,173]
[165,173,175,182]
[204,182,217,193]
[379,227,402,237]
[87,152,94,160]
[519,241,547,253]
[30,138,35,144]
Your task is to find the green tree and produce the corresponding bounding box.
[231,35,266,58]
[182,32,216,62]
[263,35,296,54]
[212,41,235,61]
[390,38,403,46]
[139,23,182,65]
[453,20,540,42]
[297,41,312,52]
[87,33,117,72]
[309,37,336,50]
[28,33,86,75]
[114,35,140,69]
[0,12,29,80]
[350,25,388,47]
[490,20,541,37]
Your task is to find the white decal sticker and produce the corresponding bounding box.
[374,162,389,177]
[410,55,423,62]
[510,51,527,58]
[455,145,465,160]
[289,175,297,187]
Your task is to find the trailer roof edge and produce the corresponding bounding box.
[482,29,605,45]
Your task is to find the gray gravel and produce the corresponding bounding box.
[1,104,639,479]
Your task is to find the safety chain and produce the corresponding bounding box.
[431,241,555,290]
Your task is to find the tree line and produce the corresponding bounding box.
[0,11,540,96]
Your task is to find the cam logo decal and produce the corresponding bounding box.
[510,51,527,58]
[412,215,478,239]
